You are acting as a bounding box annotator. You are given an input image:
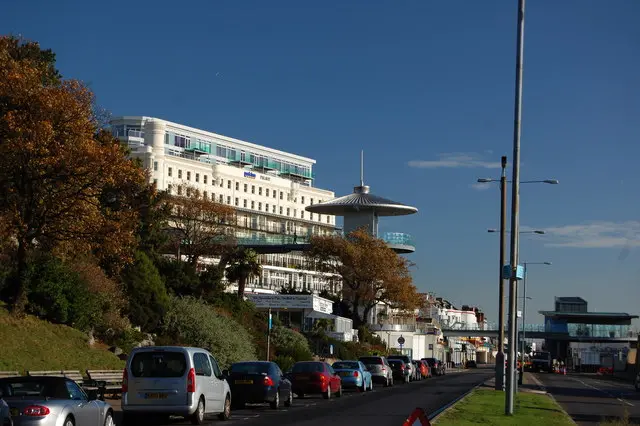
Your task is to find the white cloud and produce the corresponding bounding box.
[408,152,502,169]
[541,221,640,249]
[470,182,492,191]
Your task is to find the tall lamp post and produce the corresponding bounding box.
[478,173,557,393]
[518,261,551,385]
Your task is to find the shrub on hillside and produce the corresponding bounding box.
[121,251,170,332]
[271,326,313,362]
[156,258,201,296]
[161,296,256,368]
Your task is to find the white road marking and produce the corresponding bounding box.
[571,377,634,407]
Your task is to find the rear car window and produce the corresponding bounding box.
[359,357,383,365]
[388,360,403,366]
[130,351,187,378]
[231,363,270,374]
[333,362,359,370]
[292,363,324,373]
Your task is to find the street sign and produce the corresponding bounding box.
[398,335,406,345]
[502,264,524,280]
[329,344,334,355]
[428,344,433,350]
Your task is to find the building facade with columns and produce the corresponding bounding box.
[110,116,340,294]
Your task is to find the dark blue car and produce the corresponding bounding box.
[225,361,293,409]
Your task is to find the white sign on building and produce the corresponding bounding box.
[246,294,333,315]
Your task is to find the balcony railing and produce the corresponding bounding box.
[381,232,414,247]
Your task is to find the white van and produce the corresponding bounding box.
[121,346,231,424]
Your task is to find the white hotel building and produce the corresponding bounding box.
[110,116,340,294]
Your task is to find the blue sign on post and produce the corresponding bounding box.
[268,312,273,330]
[502,264,525,280]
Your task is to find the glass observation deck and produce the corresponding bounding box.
[380,232,415,253]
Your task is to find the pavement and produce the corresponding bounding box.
[532,371,640,425]
[109,367,493,426]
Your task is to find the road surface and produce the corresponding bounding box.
[113,368,492,426]
[532,372,640,425]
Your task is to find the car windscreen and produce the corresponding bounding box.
[130,351,187,378]
[292,363,324,373]
[423,358,436,366]
[359,357,383,365]
[0,378,66,399]
[332,362,359,370]
[231,363,270,375]
[388,360,403,367]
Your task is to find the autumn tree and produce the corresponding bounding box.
[166,183,236,266]
[306,228,426,329]
[0,36,147,313]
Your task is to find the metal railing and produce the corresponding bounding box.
[380,232,415,248]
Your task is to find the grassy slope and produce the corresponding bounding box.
[435,389,575,426]
[0,305,124,373]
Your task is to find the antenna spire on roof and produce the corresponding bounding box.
[360,150,364,186]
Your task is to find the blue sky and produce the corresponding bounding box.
[3,0,639,326]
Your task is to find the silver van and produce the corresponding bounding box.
[121,346,231,425]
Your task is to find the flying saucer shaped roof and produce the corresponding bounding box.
[305,185,418,217]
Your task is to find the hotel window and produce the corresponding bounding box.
[280,206,283,215]
[220,178,224,187]
[227,196,231,204]
[265,203,269,212]
[251,201,255,209]
[318,214,322,222]
[211,193,215,201]
[266,188,270,197]
[236,182,239,190]
[227,180,231,189]
[286,208,290,216]
[177,186,183,195]
[235,198,239,206]
[258,202,262,211]
[219,194,223,203]
[203,175,208,184]
[301,210,304,219]
[244,199,247,208]
[273,191,277,199]
[272,205,276,213]
[251,185,255,194]
[310,198,314,204]
[326,216,331,224]
[301,196,305,204]
[195,173,199,183]
[280,191,283,200]
[168,167,173,177]
[167,184,172,194]
[310,213,314,221]
[178,169,182,179]
[153,161,158,171]
[244,184,248,193]
[186,171,191,181]
[258,187,262,196]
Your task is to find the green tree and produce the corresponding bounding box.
[0,36,146,313]
[120,251,170,332]
[226,248,262,298]
[156,258,201,297]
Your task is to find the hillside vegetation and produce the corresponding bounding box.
[0,305,124,373]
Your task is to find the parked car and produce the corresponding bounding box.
[422,358,445,376]
[411,361,422,381]
[331,361,373,392]
[388,359,410,384]
[466,360,477,369]
[635,371,639,392]
[358,356,394,387]
[0,388,11,426]
[415,360,431,379]
[387,355,415,382]
[289,362,342,399]
[121,346,231,425]
[0,375,113,426]
[224,361,292,409]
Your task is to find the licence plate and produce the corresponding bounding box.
[234,380,253,385]
[339,371,350,377]
[145,392,168,399]
[10,408,18,416]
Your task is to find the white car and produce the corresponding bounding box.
[122,346,232,424]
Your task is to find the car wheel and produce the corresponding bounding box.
[337,385,343,398]
[217,394,231,421]
[323,385,331,399]
[359,382,366,392]
[104,411,114,426]
[270,390,280,409]
[284,389,293,407]
[190,397,205,425]
[369,379,374,391]
[63,416,74,426]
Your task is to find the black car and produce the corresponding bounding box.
[422,357,446,376]
[466,360,477,368]
[387,360,410,384]
[225,361,293,409]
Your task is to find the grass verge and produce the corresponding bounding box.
[0,305,124,373]
[435,389,575,425]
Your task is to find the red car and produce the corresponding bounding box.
[288,361,342,399]
[416,360,431,378]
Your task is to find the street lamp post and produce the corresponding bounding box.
[518,262,551,385]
